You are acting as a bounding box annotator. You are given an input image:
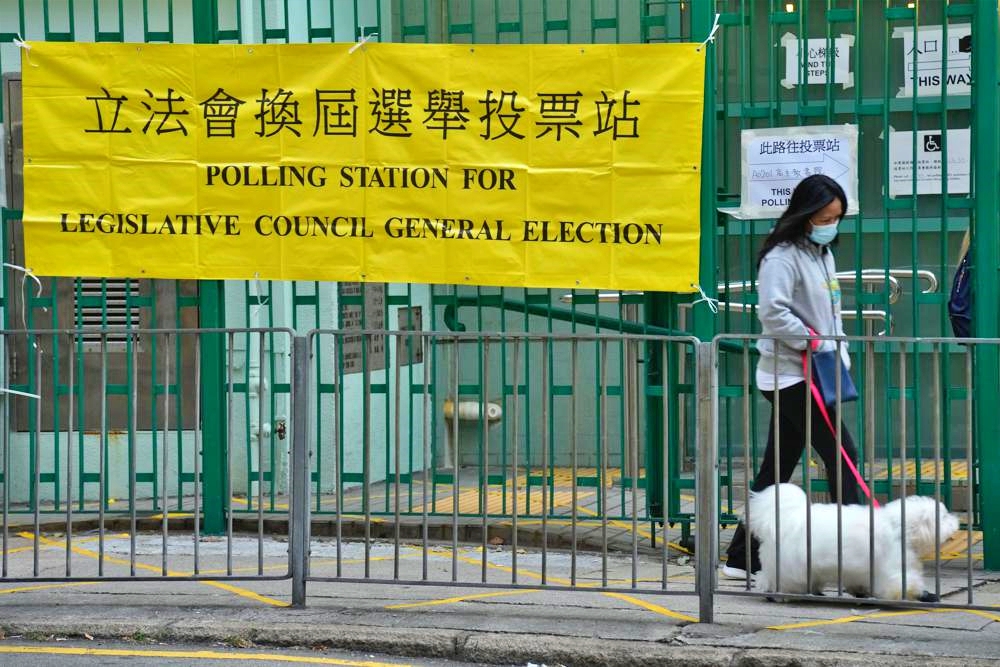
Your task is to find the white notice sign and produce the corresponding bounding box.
[781,34,854,89]
[734,125,858,220]
[892,24,972,98]
[888,128,970,197]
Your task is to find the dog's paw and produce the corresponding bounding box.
[917,590,939,603]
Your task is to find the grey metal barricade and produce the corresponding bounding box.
[712,333,985,613]
[0,327,295,585]
[298,329,712,613]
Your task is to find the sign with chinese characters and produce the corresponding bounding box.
[396,306,424,366]
[20,41,706,292]
[338,283,386,374]
[780,34,854,89]
[733,125,858,220]
[888,128,970,197]
[892,24,971,98]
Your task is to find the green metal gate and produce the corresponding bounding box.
[700,0,999,570]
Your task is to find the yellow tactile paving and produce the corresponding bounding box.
[407,466,622,515]
[873,461,969,481]
[411,488,593,516]
[937,530,983,560]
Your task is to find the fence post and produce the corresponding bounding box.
[696,341,718,622]
[972,0,1000,572]
[192,0,228,536]
[290,335,311,607]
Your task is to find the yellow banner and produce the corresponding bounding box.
[21,41,705,291]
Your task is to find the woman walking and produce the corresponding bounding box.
[722,174,862,579]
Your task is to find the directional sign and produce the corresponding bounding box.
[892,24,971,98]
[732,125,858,219]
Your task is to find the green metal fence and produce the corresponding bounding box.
[1,1,998,567]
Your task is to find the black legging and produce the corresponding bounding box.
[725,381,862,571]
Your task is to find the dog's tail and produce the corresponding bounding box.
[747,483,807,543]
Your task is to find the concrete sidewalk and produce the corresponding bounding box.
[0,532,998,666]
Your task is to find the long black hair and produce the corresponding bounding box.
[756,174,848,268]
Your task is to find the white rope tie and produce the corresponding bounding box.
[13,34,37,67]
[4,263,45,335]
[349,31,379,54]
[1,263,43,398]
[698,13,722,51]
[691,283,719,314]
[253,271,266,307]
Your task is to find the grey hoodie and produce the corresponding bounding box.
[756,240,848,380]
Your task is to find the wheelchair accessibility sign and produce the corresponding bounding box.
[889,128,970,197]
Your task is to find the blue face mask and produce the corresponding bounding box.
[809,223,839,245]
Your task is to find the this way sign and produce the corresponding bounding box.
[892,24,971,98]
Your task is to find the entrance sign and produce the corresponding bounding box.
[892,24,972,98]
[888,128,970,197]
[733,125,858,220]
[780,34,854,89]
[21,41,706,292]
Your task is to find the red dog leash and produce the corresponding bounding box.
[802,339,878,507]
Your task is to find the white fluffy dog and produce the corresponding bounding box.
[748,483,959,600]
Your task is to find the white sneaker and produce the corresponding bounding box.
[721,564,754,580]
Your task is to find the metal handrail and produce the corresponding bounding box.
[862,269,941,294]
[717,274,904,305]
[559,268,937,310]
[849,268,938,294]
[700,301,891,331]
[558,292,642,304]
[674,301,892,335]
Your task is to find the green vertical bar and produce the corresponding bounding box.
[692,6,716,345]
[193,0,227,535]
[645,5,713,524]
[971,1,1000,571]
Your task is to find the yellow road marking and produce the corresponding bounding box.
[0,581,98,595]
[197,553,421,576]
[203,580,290,606]
[430,541,696,588]
[387,589,540,609]
[603,592,697,622]
[574,505,693,555]
[448,552,574,587]
[768,606,1000,630]
[21,532,288,608]
[769,609,930,629]
[5,532,130,555]
[0,646,407,666]
[384,545,695,610]
[964,608,1000,622]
